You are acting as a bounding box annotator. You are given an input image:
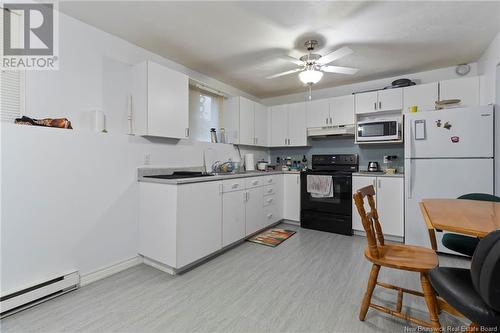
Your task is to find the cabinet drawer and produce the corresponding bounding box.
[263,176,276,185]
[263,194,276,207]
[222,179,246,193]
[263,185,276,196]
[246,177,263,188]
[264,205,279,225]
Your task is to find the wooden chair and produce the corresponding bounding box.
[353,185,442,329]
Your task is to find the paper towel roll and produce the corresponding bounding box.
[244,153,255,171]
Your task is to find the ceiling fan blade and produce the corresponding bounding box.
[317,46,354,66]
[282,55,303,66]
[288,49,304,60]
[321,65,359,75]
[266,68,302,79]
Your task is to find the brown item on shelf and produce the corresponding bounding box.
[15,116,73,129]
[435,99,461,110]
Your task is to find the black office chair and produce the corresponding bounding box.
[430,230,500,329]
[442,193,500,257]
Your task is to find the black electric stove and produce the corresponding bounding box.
[300,154,358,235]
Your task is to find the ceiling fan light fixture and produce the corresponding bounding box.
[299,69,323,85]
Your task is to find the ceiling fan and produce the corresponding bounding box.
[266,40,359,86]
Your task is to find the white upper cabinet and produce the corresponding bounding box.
[254,103,268,147]
[306,99,330,128]
[224,97,267,146]
[306,95,354,128]
[287,102,307,146]
[355,89,402,114]
[439,76,480,108]
[270,103,307,147]
[403,82,438,113]
[132,61,189,139]
[270,105,288,146]
[239,97,255,146]
[355,91,378,114]
[377,88,403,112]
[330,95,355,126]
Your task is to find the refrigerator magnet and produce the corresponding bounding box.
[444,121,452,130]
[414,120,426,140]
[436,120,442,127]
[451,136,459,143]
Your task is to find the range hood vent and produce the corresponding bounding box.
[307,124,355,138]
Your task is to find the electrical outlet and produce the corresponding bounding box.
[144,153,151,165]
[383,156,389,164]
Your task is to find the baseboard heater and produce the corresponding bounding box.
[0,271,79,318]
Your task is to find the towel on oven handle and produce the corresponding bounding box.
[307,175,333,198]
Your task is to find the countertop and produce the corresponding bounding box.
[138,168,301,185]
[353,171,404,178]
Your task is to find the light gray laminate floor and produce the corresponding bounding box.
[1,224,470,333]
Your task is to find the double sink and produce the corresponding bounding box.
[144,170,250,180]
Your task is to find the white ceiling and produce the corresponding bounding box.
[60,1,500,98]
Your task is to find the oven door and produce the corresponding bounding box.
[357,120,400,141]
[300,172,353,235]
[300,172,352,216]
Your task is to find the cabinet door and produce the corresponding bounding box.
[287,102,307,146]
[403,82,438,113]
[376,177,404,237]
[439,76,480,107]
[270,105,288,147]
[254,103,268,147]
[378,88,402,112]
[306,99,330,128]
[147,61,189,139]
[283,174,301,221]
[331,95,354,126]
[245,187,264,235]
[222,190,246,247]
[239,97,255,145]
[177,182,222,268]
[352,176,377,232]
[355,91,378,114]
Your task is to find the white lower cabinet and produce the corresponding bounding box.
[139,181,223,270]
[283,173,301,221]
[376,177,404,237]
[140,174,285,273]
[352,175,404,238]
[245,186,264,235]
[222,184,246,247]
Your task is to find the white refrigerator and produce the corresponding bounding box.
[404,105,495,254]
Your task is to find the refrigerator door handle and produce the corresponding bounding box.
[407,159,414,199]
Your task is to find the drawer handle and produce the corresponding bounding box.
[232,184,239,189]
[252,180,259,185]
[267,188,273,193]
[267,213,273,219]
[267,179,272,183]
[267,198,273,203]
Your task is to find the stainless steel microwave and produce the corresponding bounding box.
[357,118,401,142]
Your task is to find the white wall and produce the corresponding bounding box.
[1,13,266,293]
[477,32,500,195]
[262,64,478,106]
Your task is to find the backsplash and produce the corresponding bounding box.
[269,137,404,171]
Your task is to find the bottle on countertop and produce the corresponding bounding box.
[210,128,217,143]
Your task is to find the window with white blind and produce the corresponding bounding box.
[0,8,25,122]
[188,85,224,142]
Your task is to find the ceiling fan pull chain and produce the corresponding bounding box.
[308,84,312,100]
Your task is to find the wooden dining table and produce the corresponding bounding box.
[419,199,500,251]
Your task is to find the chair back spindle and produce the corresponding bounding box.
[353,185,385,258]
